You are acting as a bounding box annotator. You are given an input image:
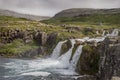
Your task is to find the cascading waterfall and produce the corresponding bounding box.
[108,29,119,37]
[51,40,67,59]
[69,45,83,70]
[102,30,106,36]
[58,39,76,66]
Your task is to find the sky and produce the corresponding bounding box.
[0,0,120,16]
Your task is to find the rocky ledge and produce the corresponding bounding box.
[75,36,120,80]
[0,28,59,58]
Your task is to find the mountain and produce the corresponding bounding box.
[42,8,120,25]
[0,9,50,21]
[54,8,120,18]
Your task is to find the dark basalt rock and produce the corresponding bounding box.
[47,32,59,47]
[76,36,120,80]
[98,37,120,80]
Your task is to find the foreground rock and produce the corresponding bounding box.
[76,36,120,80]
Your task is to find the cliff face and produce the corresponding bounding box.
[98,37,120,80]
[54,8,120,18]
[0,28,59,58]
[76,36,120,80]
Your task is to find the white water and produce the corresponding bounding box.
[106,29,119,37]
[102,30,106,36]
[51,40,67,59]
[70,45,83,70]
[21,72,51,77]
[58,39,76,66]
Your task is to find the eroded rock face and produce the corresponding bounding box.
[60,40,72,55]
[76,44,100,75]
[47,32,59,47]
[35,31,47,45]
[76,37,120,80]
[98,37,120,80]
[0,28,59,58]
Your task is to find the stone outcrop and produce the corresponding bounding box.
[46,32,59,47]
[76,43,100,75]
[76,36,120,80]
[34,31,47,45]
[60,40,72,55]
[0,28,59,58]
[18,46,47,58]
[98,37,120,80]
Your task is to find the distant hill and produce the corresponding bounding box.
[0,9,50,21]
[54,8,120,18]
[42,8,120,25]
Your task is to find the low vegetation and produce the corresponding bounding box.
[76,45,100,75]
[0,39,39,57]
[0,13,119,57]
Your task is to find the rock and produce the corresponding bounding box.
[77,75,97,80]
[35,31,47,45]
[47,32,59,47]
[98,37,120,80]
[18,46,47,58]
[60,40,72,55]
[111,77,120,80]
[76,44,100,75]
[76,37,120,80]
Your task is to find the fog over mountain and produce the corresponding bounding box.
[0,0,120,16]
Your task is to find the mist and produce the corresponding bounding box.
[0,0,120,16]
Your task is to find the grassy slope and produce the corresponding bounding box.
[0,16,83,57]
[0,14,119,57]
[42,14,120,29]
[0,16,85,38]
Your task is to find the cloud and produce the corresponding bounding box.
[0,0,120,16]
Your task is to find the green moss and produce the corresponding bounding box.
[77,45,100,75]
[0,39,39,57]
[60,40,72,55]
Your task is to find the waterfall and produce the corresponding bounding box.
[102,30,106,36]
[51,40,67,59]
[109,29,119,37]
[69,45,83,70]
[96,31,99,35]
[58,39,76,66]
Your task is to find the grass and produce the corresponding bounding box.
[42,13,120,29]
[0,39,39,57]
[0,14,119,57]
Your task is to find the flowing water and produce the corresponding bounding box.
[0,29,119,80]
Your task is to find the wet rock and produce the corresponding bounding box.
[98,37,120,80]
[60,40,72,55]
[77,75,96,80]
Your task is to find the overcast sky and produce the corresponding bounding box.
[0,0,120,16]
